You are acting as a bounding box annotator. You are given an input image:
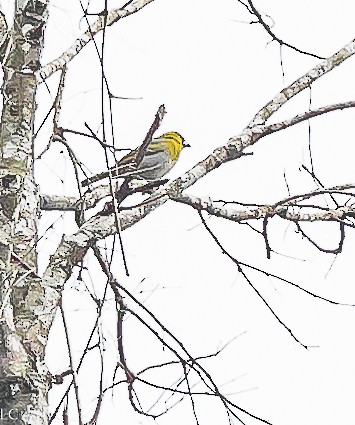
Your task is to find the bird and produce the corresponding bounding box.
[81,131,190,187]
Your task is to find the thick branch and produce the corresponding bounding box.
[169,193,355,223]
[40,185,111,210]
[40,194,78,210]
[248,38,355,126]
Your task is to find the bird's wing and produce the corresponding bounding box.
[108,146,162,177]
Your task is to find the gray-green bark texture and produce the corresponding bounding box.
[0,1,49,424]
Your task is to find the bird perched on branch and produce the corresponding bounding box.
[82,131,190,187]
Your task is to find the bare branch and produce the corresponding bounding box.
[246,0,324,60]
[40,189,108,211]
[59,302,83,425]
[92,246,135,382]
[197,211,307,348]
[53,67,67,129]
[91,248,271,424]
[37,66,68,159]
[262,100,355,135]
[295,221,345,254]
[170,192,355,223]
[136,104,166,165]
[247,38,355,126]
[35,0,156,82]
[41,35,355,339]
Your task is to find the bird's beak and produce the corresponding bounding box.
[183,141,191,148]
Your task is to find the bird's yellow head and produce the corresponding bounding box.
[156,131,190,161]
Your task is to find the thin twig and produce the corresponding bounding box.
[246,0,324,60]
[197,210,307,348]
[136,104,166,165]
[59,301,83,425]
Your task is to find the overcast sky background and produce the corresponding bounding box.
[3,1,355,424]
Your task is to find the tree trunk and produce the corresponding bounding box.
[0,1,49,423]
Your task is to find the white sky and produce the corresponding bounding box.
[3,0,355,424]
